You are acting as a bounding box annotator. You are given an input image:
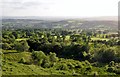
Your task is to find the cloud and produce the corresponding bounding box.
[1,0,119,17]
[1,0,53,9]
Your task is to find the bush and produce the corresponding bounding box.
[94,48,116,63]
[14,43,23,52]
[2,43,11,50]
[85,60,90,65]
[49,52,58,62]
[114,69,120,74]
[57,64,68,70]
[32,51,58,68]
[107,67,115,72]
[86,65,92,71]
[32,51,46,60]
[115,48,120,62]
[38,59,43,66]
[41,57,51,68]
[109,61,115,67]
[93,72,98,76]
[75,62,83,68]
[42,62,51,68]
[19,58,26,64]
[14,41,29,52]
[67,63,74,69]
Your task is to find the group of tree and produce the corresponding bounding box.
[1,29,120,63]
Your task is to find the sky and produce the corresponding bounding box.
[0,0,120,17]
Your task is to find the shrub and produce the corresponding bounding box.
[14,41,29,52]
[115,49,120,62]
[32,51,46,60]
[107,67,115,72]
[19,58,26,64]
[49,52,58,62]
[41,57,51,68]
[75,62,83,68]
[2,43,11,50]
[32,51,58,68]
[93,72,98,76]
[14,43,22,52]
[85,60,90,65]
[42,62,51,68]
[114,69,120,74]
[94,48,116,63]
[57,64,68,70]
[109,61,115,67]
[38,59,43,66]
[67,63,74,69]
[86,65,92,71]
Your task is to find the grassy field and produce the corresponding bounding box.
[91,38,109,41]
[2,50,115,75]
[16,38,28,41]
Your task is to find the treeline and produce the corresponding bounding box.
[1,29,120,63]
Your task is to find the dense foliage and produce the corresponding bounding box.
[1,28,120,75]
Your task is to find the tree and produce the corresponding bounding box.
[49,52,58,62]
[2,43,11,50]
[32,51,46,60]
[94,48,116,63]
[41,56,51,68]
[12,32,20,39]
[22,41,30,51]
[14,43,23,52]
[14,41,29,52]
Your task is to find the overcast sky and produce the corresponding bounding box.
[0,0,120,17]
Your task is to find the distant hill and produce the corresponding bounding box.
[2,16,118,21]
[82,16,118,21]
[2,16,118,31]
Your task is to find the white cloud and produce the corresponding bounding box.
[1,0,120,17]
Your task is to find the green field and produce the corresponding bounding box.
[2,50,117,75]
[91,38,109,41]
[16,38,28,41]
